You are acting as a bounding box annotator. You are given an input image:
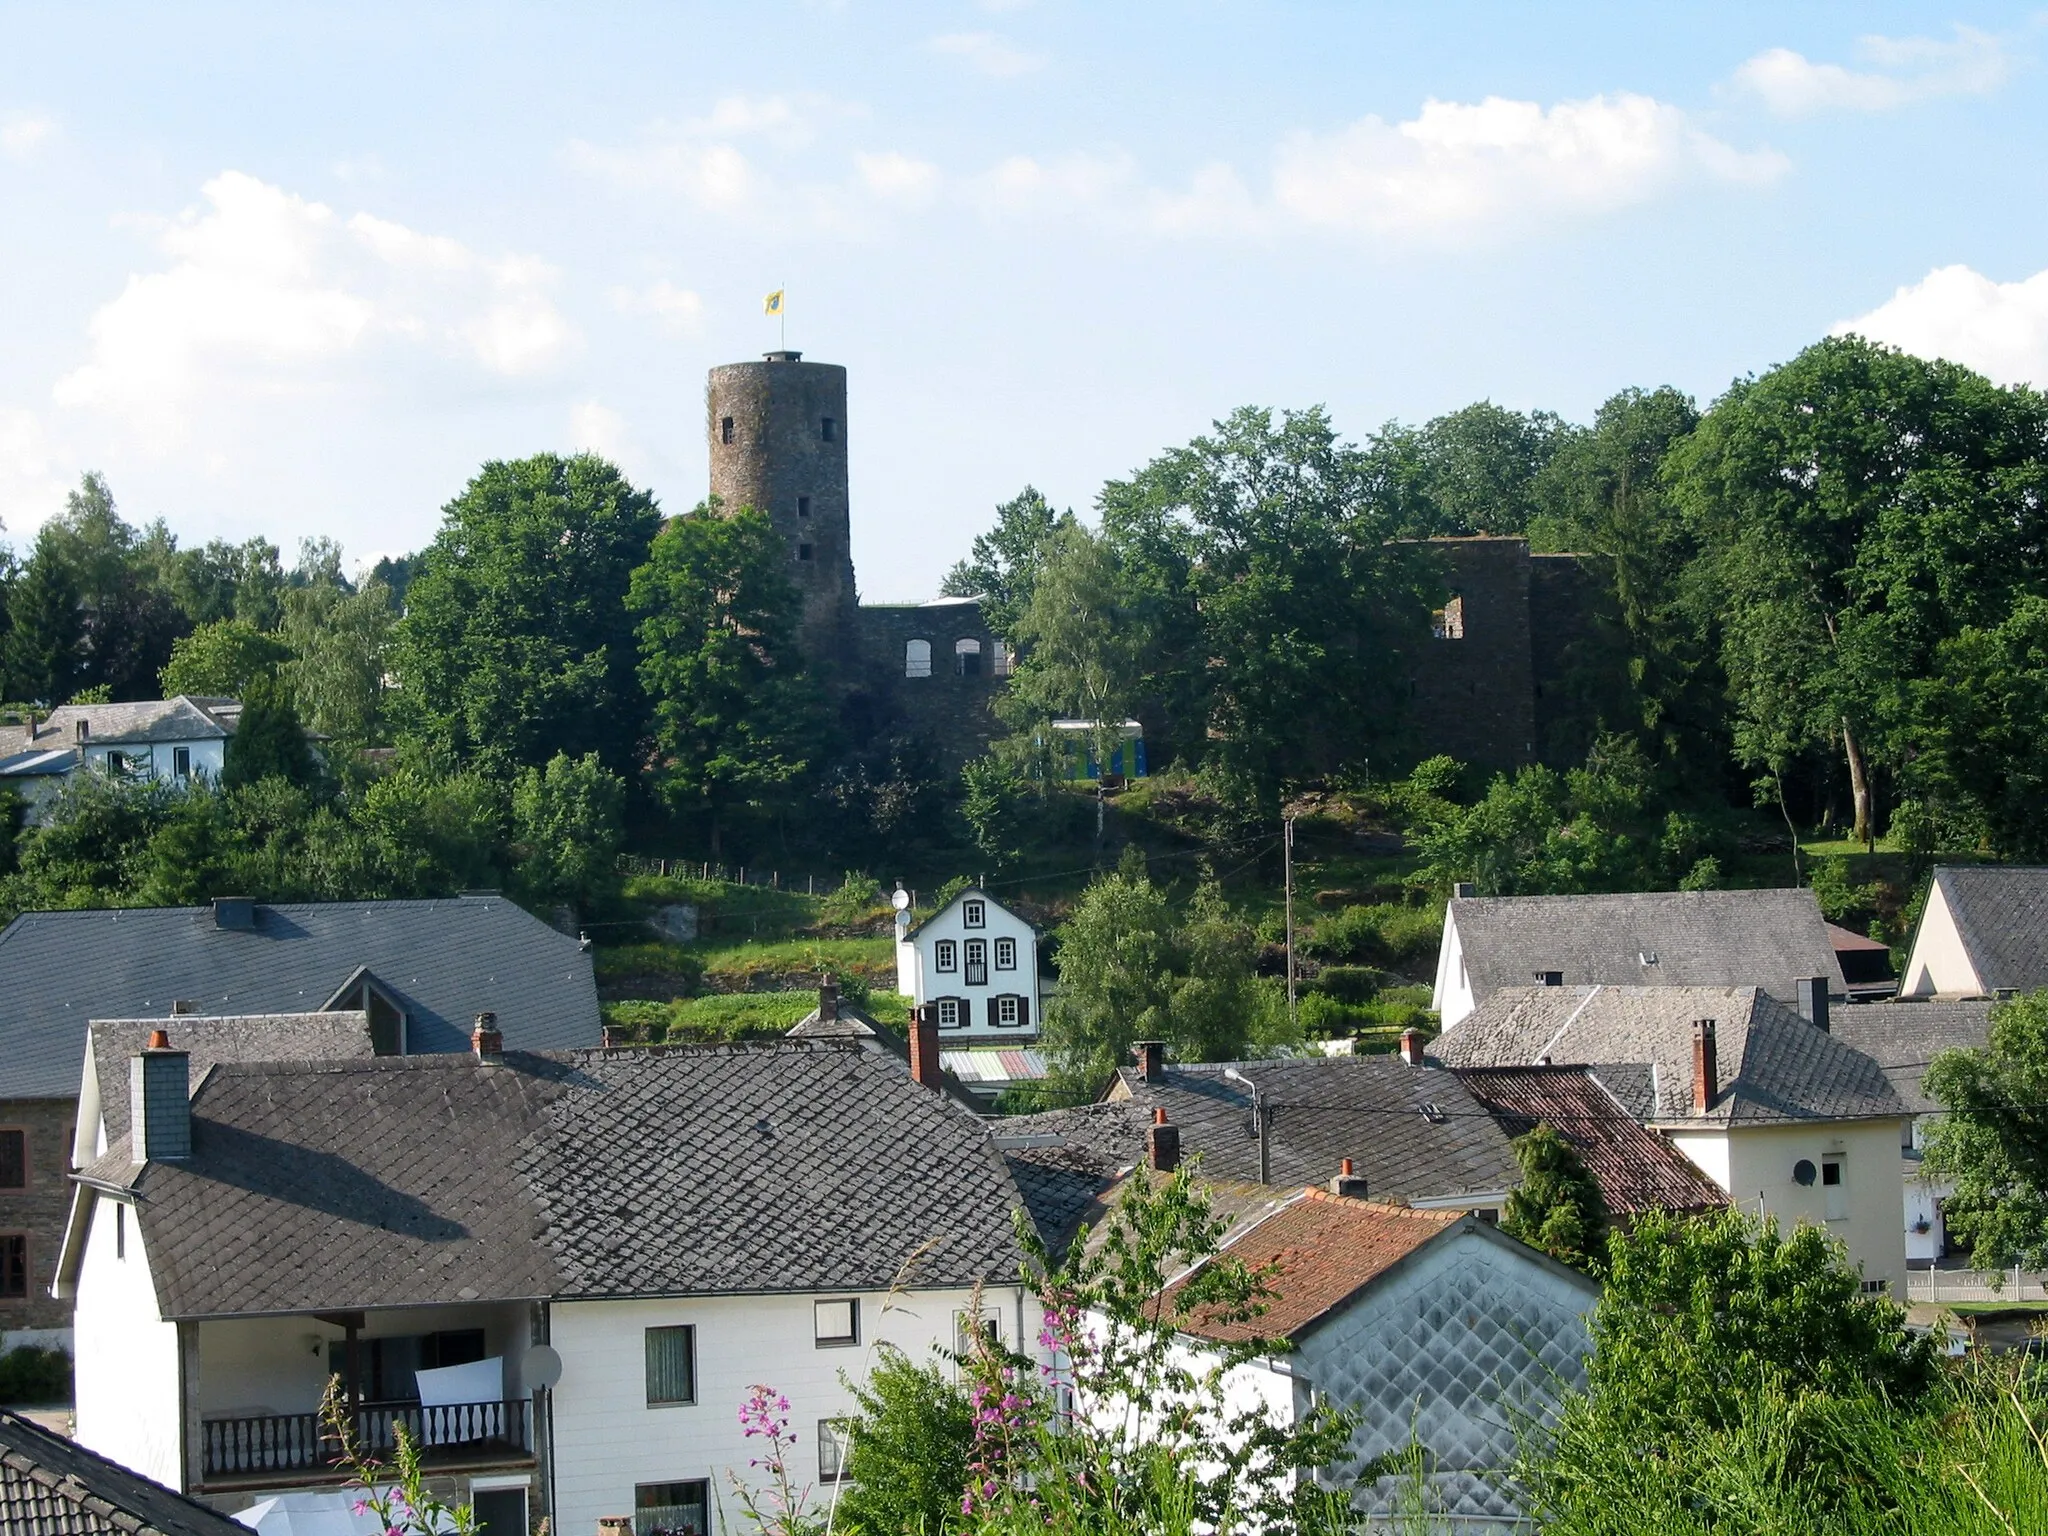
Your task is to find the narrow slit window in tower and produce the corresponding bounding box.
[798,543,814,561]
[822,417,837,442]
[798,495,811,519]
[720,416,735,445]
[1432,594,1465,640]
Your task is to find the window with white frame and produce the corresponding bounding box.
[815,1298,860,1347]
[994,937,1016,970]
[934,939,958,973]
[173,746,191,778]
[994,995,1023,1028]
[935,997,965,1028]
[964,939,988,987]
[1823,1155,1848,1222]
[962,900,986,928]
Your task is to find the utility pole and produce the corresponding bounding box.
[1283,814,1297,1029]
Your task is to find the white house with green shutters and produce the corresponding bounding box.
[894,887,1042,1042]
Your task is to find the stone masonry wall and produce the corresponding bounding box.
[852,603,1004,765]
[0,1098,79,1336]
[1408,538,1539,772]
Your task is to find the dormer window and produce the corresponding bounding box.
[75,720,89,742]
[963,900,985,928]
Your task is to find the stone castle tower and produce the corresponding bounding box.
[706,350,858,659]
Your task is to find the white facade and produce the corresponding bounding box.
[1900,879,1983,997]
[71,1194,184,1491]
[1665,1118,1911,1297]
[549,1285,1033,1536]
[1430,907,1478,1028]
[894,888,1042,1042]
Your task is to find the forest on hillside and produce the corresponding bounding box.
[0,332,2043,928]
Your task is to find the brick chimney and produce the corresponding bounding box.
[818,978,839,1023]
[1691,1018,1717,1115]
[1146,1107,1180,1172]
[909,1004,942,1091]
[1795,977,1830,1033]
[600,1022,625,1049]
[1329,1157,1370,1199]
[1398,1028,1425,1067]
[131,1028,191,1163]
[1134,1040,1166,1084]
[473,1012,503,1064]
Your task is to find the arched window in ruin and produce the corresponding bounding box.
[956,638,983,677]
[905,639,932,678]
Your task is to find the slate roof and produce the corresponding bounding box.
[0,697,237,757]
[1004,1057,1520,1205]
[0,748,77,780]
[0,895,597,1099]
[71,1042,1032,1319]
[0,1406,246,1535]
[1925,866,2048,993]
[1434,985,1905,1127]
[1447,889,1845,1005]
[1451,1065,1728,1215]
[1826,999,1994,1115]
[84,1012,378,1147]
[1162,1190,1464,1344]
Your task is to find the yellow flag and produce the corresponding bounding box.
[764,289,785,316]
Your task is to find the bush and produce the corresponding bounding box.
[818,872,884,928]
[1301,903,1442,973]
[0,1345,71,1404]
[1310,964,1382,1003]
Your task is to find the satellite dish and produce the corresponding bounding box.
[891,888,911,912]
[521,1343,564,1389]
[1792,1159,1818,1187]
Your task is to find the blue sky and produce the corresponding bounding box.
[1,3,2043,597]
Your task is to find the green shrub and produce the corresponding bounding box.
[1301,903,1442,972]
[592,942,706,987]
[1311,964,1382,1003]
[0,1346,71,1404]
[819,872,884,928]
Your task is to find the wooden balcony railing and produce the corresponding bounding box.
[200,1398,531,1481]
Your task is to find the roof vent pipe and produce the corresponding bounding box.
[1795,977,1831,1034]
[1146,1107,1180,1173]
[131,1031,191,1163]
[1330,1157,1370,1199]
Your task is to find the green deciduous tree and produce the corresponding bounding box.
[940,485,1074,638]
[1923,990,2048,1269]
[630,502,820,856]
[832,1351,976,1536]
[1500,1125,1609,1274]
[1670,337,2048,844]
[395,453,660,776]
[1911,594,2048,859]
[160,620,293,697]
[279,578,396,748]
[223,675,317,789]
[1375,400,1570,537]
[510,750,625,911]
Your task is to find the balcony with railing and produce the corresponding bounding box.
[199,1397,533,1485]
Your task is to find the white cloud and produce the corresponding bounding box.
[1836,264,2048,388]
[51,171,577,448]
[570,400,631,462]
[968,150,1138,218]
[1732,27,2008,117]
[1270,92,1785,235]
[856,150,942,208]
[930,31,1047,78]
[612,279,707,334]
[1,113,56,160]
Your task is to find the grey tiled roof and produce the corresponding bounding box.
[1434,985,1905,1126]
[1927,866,2048,993]
[0,697,236,755]
[1827,999,1994,1115]
[1449,889,1845,1005]
[0,895,597,1098]
[85,1012,377,1145]
[1004,1058,1520,1205]
[91,1043,1032,1319]
[0,1406,246,1535]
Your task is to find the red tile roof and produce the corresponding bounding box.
[1164,1190,1462,1344]
[1452,1065,1727,1216]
